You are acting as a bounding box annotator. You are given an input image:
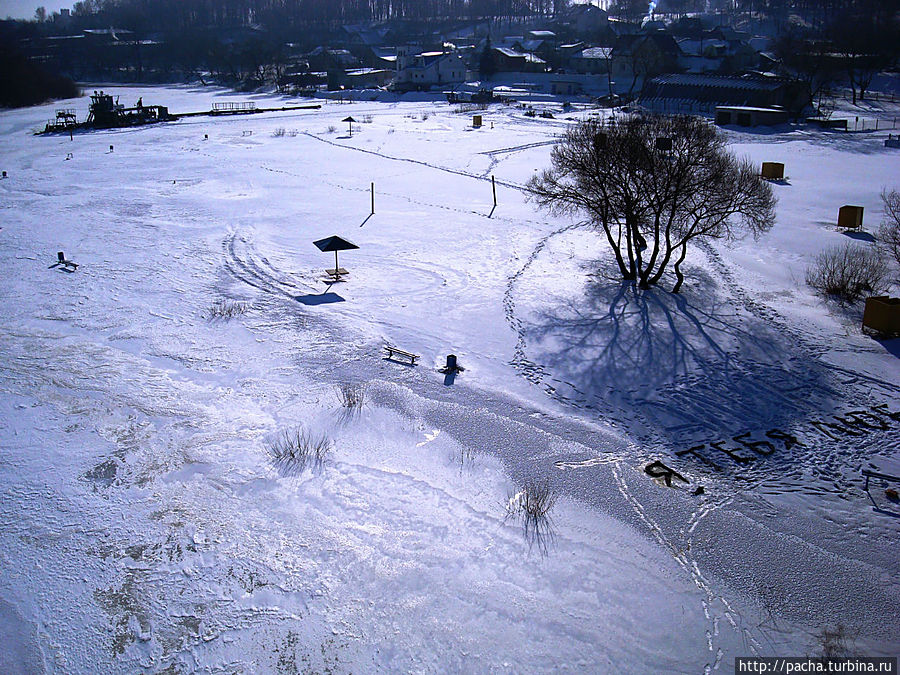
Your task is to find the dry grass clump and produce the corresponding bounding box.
[205,299,248,320]
[506,479,558,555]
[335,382,367,411]
[272,127,286,137]
[267,427,332,477]
[818,623,856,658]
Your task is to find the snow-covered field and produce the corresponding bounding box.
[1,85,899,673]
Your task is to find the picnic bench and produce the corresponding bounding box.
[325,267,349,280]
[51,251,78,270]
[383,345,419,365]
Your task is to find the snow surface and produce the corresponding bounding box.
[1,85,899,673]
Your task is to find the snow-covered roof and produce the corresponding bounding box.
[651,73,784,91]
[494,47,525,58]
[520,40,545,52]
[577,47,613,59]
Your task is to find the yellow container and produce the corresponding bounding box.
[863,296,900,336]
[761,162,784,179]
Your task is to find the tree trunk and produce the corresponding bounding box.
[671,243,689,293]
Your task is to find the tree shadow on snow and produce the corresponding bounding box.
[523,266,844,445]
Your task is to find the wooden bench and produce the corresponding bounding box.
[324,267,349,282]
[383,345,419,365]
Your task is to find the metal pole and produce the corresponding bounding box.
[371,182,375,214]
[335,250,339,273]
[492,175,497,207]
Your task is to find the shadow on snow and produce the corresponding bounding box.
[522,266,844,446]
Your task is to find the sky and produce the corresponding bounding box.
[1,0,71,20]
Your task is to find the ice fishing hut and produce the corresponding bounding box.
[862,297,900,337]
[837,205,864,230]
[761,162,784,180]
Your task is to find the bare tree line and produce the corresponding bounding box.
[58,0,570,31]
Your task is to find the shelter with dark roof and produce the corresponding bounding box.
[640,73,802,111]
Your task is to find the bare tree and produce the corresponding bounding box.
[878,188,900,272]
[772,31,839,115]
[528,115,776,292]
[828,14,896,104]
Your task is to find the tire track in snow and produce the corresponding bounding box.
[223,230,318,300]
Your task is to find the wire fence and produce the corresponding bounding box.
[837,89,899,104]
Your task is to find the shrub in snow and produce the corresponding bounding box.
[878,188,900,272]
[335,382,367,411]
[818,623,856,658]
[267,427,332,477]
[805,243,888,303]
[205,299,247,320]
[272,127,286,137]
[507,480,557,555]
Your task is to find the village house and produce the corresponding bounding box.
[563,4,610,34]
[570,46,613,75]
[393,47,467,90]
[490,47,547,74]
[611,32,682,96]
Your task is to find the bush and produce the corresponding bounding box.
[205,299,247,320]
[327,125,337,133]
[818,623,855,658]
[266,427,332,477]
[878,188,900,270]
[272,127,286,137]
[506,479,557,554]
[806,243,888,303]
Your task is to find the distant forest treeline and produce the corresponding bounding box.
[62,0,570,28]
[0,44,79,107]
[42,0,897,31]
